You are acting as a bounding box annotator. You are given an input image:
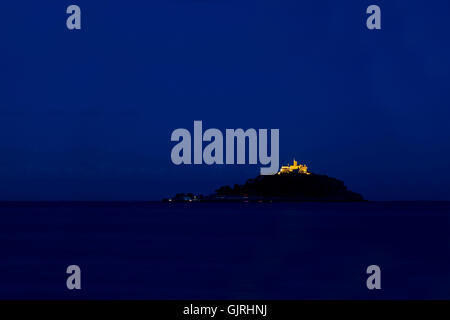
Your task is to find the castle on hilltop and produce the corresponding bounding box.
[278,159,310,175]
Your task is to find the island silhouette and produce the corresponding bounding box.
[164,160,364,202]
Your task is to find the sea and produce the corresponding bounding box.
[0,201,449,299]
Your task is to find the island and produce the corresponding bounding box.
[163,159,364,202]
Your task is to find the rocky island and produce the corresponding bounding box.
[164,159,364,202]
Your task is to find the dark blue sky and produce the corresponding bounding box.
[1,0,450,200]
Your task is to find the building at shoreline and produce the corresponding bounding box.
[278,159,310,175]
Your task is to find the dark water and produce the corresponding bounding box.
[0,202,449,299]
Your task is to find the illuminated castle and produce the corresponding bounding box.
[278,159,310,175]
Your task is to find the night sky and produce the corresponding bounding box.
[1,0,450,201]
